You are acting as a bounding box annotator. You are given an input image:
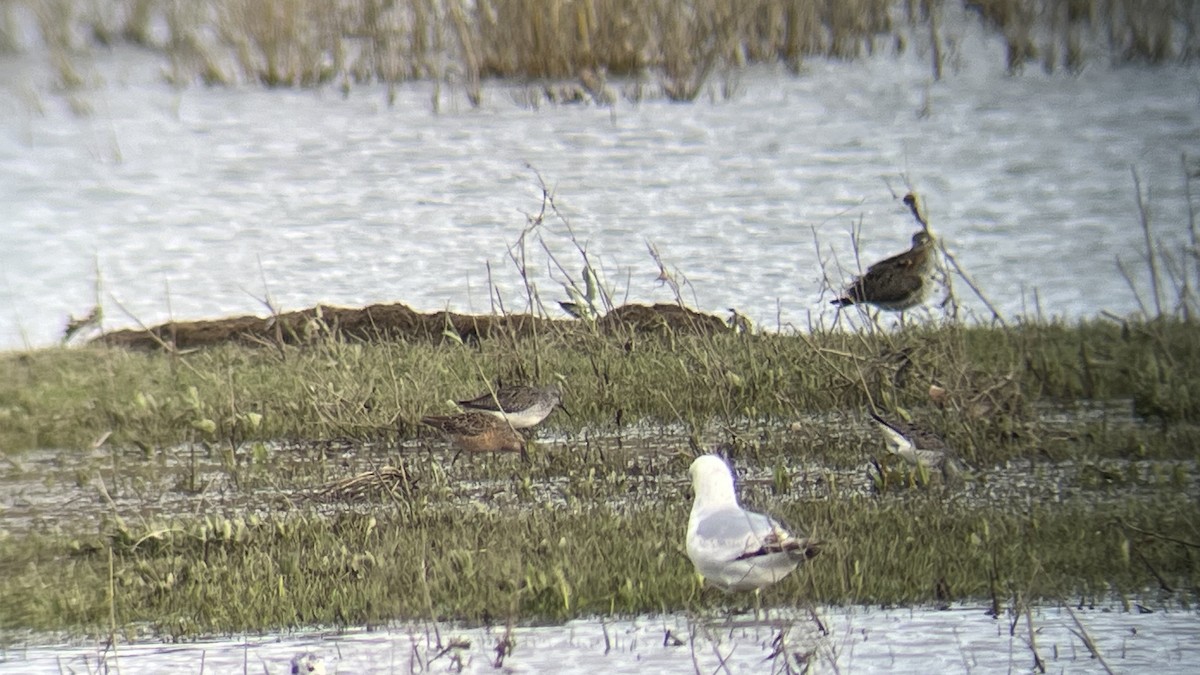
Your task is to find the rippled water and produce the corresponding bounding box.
[5,606,1199,674]
[2,13,1199,350]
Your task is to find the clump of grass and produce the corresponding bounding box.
[1117,165,1200,323]
[306,464,419,503]
[1111,165,1200,422]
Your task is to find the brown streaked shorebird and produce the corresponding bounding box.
[832,230,937,312]
[869,411,966,483]
[420,411,527,454]
[455,384,566,429]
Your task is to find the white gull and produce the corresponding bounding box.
[685,455,819,592]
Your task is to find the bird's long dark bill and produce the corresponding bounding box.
[868,411,903,435]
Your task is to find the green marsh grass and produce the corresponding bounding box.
[1,478,1195,636]
[2,313,1199,638]
[3,319,1199,454]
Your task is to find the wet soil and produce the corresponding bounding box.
[92,302,731,350]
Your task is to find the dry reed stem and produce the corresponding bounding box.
[1064,606,1115,675]
[1183,153,1198,319]
[1132,168,1164,317]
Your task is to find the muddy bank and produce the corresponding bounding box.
[93,302,731,350]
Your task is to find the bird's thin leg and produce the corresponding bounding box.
[805,601,829,636]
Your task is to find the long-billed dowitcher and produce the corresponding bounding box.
[686,455,820,593]
[833,230,937,312]
[420,411,527,454]
[455,384,566,429]
[869,411,966,483]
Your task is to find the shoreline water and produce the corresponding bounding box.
[5,604,1198,674]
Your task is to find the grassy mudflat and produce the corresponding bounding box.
[0,316,1198,638]
[4,318,1199,452]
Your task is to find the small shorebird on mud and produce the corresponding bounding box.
[455,384,566,429]
[833,230,937,313]
[869,411,967,483]
[685,455,820,593]
[420,411,527,455]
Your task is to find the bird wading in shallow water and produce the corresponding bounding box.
[420,411,527,456]
[685,455,820,594]
[455,383,566,429]
[869,411,967,484]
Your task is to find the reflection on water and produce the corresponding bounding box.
[2,11,1199,350]
[4,605,1198,674]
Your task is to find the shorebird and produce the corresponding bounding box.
[686,455,820,593]
[832,230,937,312]
[290,652,325,675]
[420,411,527,455]
[455,384,566,429]
[869,411,966,483]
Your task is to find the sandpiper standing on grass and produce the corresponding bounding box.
[832,230,937,313]
[420,411,527,454]
[686,455,820,593]
[869,411,966,483]
[456,384,566,429]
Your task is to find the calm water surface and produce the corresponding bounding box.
[2,16,1199,350]
[4,606,1199,674]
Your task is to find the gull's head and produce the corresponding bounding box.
[689,454,738,511]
